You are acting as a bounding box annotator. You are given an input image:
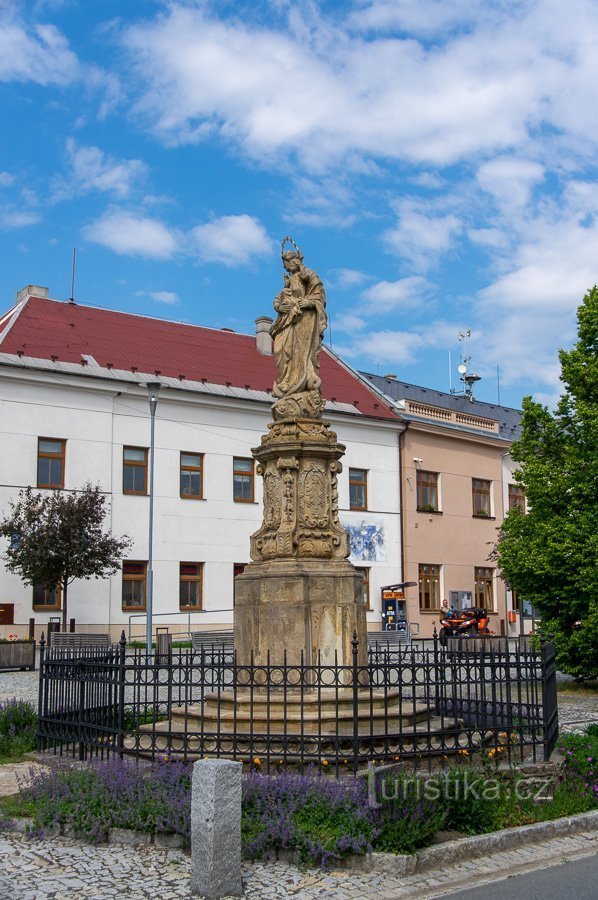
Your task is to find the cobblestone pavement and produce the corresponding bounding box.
[556,693,598,733]
[0,830,596,899]
[0,669,39,706]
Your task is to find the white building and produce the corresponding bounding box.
[0,287,404,640]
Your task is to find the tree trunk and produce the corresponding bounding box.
[62,577,68,632]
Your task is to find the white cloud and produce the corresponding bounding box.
[190,215,272,266]
[479,219,598,311]
[83,209,271,267]
[331,268,371,289]
[0,8,119,117]
[83,210,177,259]
[0,12,78,85]
[53,139,148,201]
[472,200,598,393]
[0,171,14,187]
[148,290,179,305]
[348,0,500,37]
[332,312,367,334]
[361,276,427,312]
[121,2,598,170]
[468,227,510,250]
[384,204,462,270]
[134,289,179,305]
[337,329,425,365]
[0,207,41,231]
[410,172,444,189]
[476,157,545,210]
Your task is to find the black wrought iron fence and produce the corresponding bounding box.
[37,632,558,773]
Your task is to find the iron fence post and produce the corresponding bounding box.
[117,630,126,759]
[37,633,46,752]
[78,661,86,761]
[540,635,558,761]
[432,627,441,712]
[352,631,359,775]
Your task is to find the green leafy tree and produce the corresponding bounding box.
[0,483,132,632]
[494,287,598,679]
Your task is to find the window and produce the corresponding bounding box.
[233,457,254,502]
[349,468,368,510]
[180,452,203,499]
[416,471,438,511]
[180,563,203,610]
[355,567,370,609]
[419,563,441,610]
[122,561,147,610]
[508,483,525,511]
[474,566,494,610]
[123,447,148,495]
[32,583,61,610]
[472,478,491,517]
[37,438,65,488]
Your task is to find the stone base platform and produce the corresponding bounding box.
[128,690,466,761]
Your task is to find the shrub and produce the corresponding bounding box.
[0,699,37,758]
[21,758,192,843]
[242,771,372,866]
[441,766,503,835]
[559,732,598,805]
[372,773,446,853]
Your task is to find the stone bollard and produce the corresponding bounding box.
[190,758,243,899]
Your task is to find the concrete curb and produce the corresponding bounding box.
[347,809,598,875]
[0,809,596,874]
[0,820,185,850]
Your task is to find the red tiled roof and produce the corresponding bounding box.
[0,296,398,421]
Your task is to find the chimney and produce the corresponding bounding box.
[255,316,274,355]
[17,285,49,303]
[384,373,397,380]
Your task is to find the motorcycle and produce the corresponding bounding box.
[438,607,490,645]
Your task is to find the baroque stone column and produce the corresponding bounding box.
[234,239,367,667]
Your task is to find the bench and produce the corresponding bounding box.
[368,630,411,656]
[49,633,112,656]
[191,630,234,658]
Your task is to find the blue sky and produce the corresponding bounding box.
[1,0,597,410]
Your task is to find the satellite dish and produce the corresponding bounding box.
[457,364,467,374]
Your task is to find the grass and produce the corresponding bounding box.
[557,679,598,695]
[0,700,37,764]
[0,793,36,819]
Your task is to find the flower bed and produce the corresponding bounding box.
[2,729,596,866]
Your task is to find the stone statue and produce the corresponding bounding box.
[271,238,327,421]
[234,235,367,667]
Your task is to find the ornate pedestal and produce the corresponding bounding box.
[234,416,367,666]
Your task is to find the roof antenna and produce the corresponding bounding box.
[69,247,76,304]
[451,329,481,401]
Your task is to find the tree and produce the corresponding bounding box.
[0,483,132,632]
[494,286,598,679]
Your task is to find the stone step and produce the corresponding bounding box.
[124,715,468,759]
[181,688,417,715]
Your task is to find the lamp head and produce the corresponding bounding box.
[146,382,161,414]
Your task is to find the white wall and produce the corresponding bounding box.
[0,367,402,638]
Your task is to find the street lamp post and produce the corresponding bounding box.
[146,382,161,656]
